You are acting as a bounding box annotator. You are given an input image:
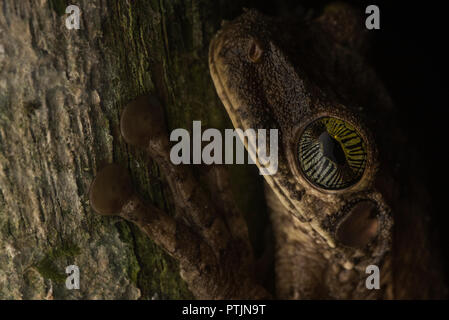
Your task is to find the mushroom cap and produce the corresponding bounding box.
[89,164,134,216]
[120,95,167,148]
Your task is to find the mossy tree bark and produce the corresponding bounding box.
[0,0,269,299]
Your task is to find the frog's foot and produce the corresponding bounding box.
[90,95,270,299]
[119,95,241,253]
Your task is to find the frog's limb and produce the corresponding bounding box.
[120,95,226,247]
[117,95,270,299]
[120,96,243,252]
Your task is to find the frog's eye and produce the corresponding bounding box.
[298,117,367,190]
[248,38,263,63]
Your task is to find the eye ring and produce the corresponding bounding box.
[291,115,374,193]
[248,38,263,63]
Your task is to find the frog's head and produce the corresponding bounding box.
[209,9,392,268]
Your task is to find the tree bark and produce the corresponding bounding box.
[0,0,269,299]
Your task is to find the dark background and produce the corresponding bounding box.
[235,0,448,287]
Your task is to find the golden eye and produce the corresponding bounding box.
[298,117,367,190]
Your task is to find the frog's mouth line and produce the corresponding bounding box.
[209,37,298,213]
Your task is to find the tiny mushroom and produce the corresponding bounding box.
[120,95,167,148]
[89,164,134,216]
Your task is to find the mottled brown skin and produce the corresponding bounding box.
[209,6,447,299]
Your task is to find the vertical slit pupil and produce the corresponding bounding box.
[298,117,367,190]
[318,131,346,166]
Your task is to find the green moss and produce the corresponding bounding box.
[132,224,194,299]
[229,164,269,257]
[115,221,140,285]
[0,189,4,209]
[35,242,81,283]
[48,0,69,16]
[114,220,192,299]
[35,259,66,283]
[100,1,195,299]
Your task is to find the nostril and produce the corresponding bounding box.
[336,201,379,248]
[248,38,263,63]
